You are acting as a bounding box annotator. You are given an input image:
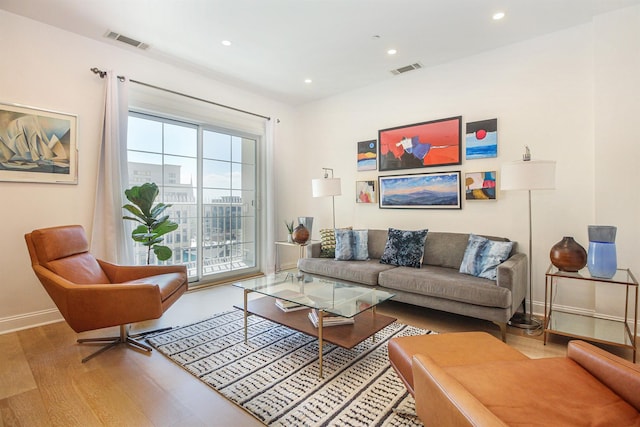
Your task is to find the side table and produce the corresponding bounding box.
[274,240,316,272]
[544,265,638,362]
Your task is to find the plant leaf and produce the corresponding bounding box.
[153,245,172,261]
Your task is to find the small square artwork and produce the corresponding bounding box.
[357,139,377,171]
[465,171,496,200]
[466,118,497,159]
[356,180,377,203]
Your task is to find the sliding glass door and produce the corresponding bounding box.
[127,112,258,282]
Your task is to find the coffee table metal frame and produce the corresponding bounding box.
[235,272,396,378]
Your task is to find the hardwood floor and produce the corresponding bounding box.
[1,282,632,426]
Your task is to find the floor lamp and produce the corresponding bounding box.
[311,168,342,229]
[501,147,556,329]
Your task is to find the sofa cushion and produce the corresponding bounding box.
[378,265,511,308]
[335,229,369,261]
[446,357,640,426]
[423,232,511,269]
[459,234,514,280]
[367,229,389,260]
[380,228,428,268]
[297,258,396,286]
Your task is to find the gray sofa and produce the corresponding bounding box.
[297,230,527,341]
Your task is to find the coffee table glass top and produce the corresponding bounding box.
[234,271,395,318]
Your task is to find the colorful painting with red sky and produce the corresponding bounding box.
[378,116,461,171]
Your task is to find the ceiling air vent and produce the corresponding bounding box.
[104,30,150,50]
[391,63,423,75]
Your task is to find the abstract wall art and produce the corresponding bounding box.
[378,116,462,171]
[465,171,497,200]
[465,118,497,159]
[357,139,377,171]
[356,180,377,203]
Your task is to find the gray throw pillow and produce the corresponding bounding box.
[380,228,428,268]
[459,233,514,280]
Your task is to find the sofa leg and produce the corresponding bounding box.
[493,322,507,342]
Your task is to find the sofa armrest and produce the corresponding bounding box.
[307,242,321,258]
[413,354,508,427]
[567,340,640,411]
[496,252,527,314]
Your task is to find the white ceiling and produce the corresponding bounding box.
[2,0,639,105]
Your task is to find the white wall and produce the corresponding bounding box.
[593,7,640,318]
[283,7,640,320]
[0,10,294,333]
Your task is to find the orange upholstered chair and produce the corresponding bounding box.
[25,225,188,362]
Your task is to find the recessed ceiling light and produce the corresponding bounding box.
[387,49,397,55]
[221,40,232,46]
[304,78,312,84]
[493,12,505,20]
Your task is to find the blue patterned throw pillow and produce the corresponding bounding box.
[335,229,369,261]
[459,234,514,280]
[380,228,428,268]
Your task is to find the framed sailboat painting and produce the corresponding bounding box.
[0,103,78,184]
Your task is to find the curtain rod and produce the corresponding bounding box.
[90,67,271,121]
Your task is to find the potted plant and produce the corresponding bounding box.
[123,182,178,264]
[284,220,294,243]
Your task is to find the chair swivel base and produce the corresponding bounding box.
[78,324,155,363]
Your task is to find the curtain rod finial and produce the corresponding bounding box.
[90,67,107,78]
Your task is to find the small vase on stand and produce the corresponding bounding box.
[549,236,587,272]
[297,217,313,242]
[587,225,617,279]
[292,224,310,245]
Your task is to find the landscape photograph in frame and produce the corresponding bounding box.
[378,116,462,171]
[378,171,461,209]
[0,103,78,184]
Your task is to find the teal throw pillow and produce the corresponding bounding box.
[380,228,428,268]
[334,229,369,261]
[459,234,514,280]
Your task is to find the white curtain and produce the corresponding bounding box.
[91,72,133,264]
[264,118,276,274]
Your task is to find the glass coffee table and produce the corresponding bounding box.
[234,272,396,378]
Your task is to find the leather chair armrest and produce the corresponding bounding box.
[98,259,187,283]
[568,340,640,411]
[65,282,163,332]
[413,354,508,427]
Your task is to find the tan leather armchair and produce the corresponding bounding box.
[25,225,188,362]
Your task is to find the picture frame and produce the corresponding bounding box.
[0,103,78,184]
[357,139,377,171]
[378,171,462,209]
[466,118,497,159]
[356,180,377,203]
[465,171,497,200]
[378,116,462,171]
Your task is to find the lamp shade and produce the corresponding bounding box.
[312,177,342,197]
[501,160,556,191]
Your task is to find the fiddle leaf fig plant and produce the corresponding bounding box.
[122,182,179,264]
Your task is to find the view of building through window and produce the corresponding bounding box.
[127,112,257,281]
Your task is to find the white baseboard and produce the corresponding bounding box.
[0,308,63,335]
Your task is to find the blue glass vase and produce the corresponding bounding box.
[587,225,617,279]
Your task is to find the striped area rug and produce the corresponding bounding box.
[147,309,433,426]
